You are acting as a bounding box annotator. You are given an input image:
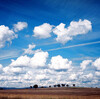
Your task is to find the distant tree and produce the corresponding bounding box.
[61,84,65,87]
[41,86,44,88]
[66,84,69,87]
[49,85,51,88]
[57,84,60,87]
[54,85,56,87]
[30,86,32,88]
[33,84,38,89]
[0,88,3,90]
[73,84,75,87]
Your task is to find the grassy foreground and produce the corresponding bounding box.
[0,87,100,99]
[0,94,100,99]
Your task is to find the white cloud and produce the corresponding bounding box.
[0,64,3,72]
[1,53,100,88]
[53,19,92,44]
[10,55,30,67]
[10,51,48,68]
[0,25,17,48]
[13,22,28,32]
[80,73,93,82]
[33,23,53,39]
[95,71,100,76]
[48,55,72,70]
[23,43,42,55]
[30,51,48,67]
[36,74,48,80]
[80,60,92,70]
[0,64,2,68]
[86,73,93,79]
[23,44,36,55]
[69,74,77,80]
[3,66,22,74]
[92,58,100,70]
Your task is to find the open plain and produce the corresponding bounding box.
[0,87,100,99]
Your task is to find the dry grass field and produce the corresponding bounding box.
[0,87,100,99]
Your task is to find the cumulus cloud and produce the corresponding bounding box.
[48,55,72,70]
[1,54,100,88]
[79,73,94,85]
[3,66,22,74]
[33,23,53,39]
[30,51,48,67]
[92,58,100,70]
[80,60,92,70]
[13,22,28,32]
[86,73,93,79]
[95,71,100,76]
[10,51,48,68]
[69,74,77,80]
[0,25,17,48]
[53,19,92,44]
[10,55,30,67]
[32,19,92,44]
[36,74,48,80]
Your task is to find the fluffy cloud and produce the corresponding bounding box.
[36,74,48,80]
[10,51,48,68]
[10,55,30,67]
[0,25,17,48]
[86,73,93,79]
[30,51,48,67]
[33,23,53,39]
[80,60,92,70]
[92,58,100,70]
[3,66,22,74]
[48,55,72,70]
[32,19,92,44]
[69,74,77,80]
[80,73,93,84]
[13,22,28,32]
[53,19,92,44]
[95,71,100,76]
[23,44,42,55]
[23,44,36,54]
[1,54,100,88]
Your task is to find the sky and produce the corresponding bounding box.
[0,0,100,88]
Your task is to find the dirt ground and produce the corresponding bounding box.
[0,87,100,99]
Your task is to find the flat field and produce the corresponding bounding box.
[0,87,100,99]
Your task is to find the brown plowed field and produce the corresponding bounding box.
[0,87,100,99]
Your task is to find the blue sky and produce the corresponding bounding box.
[0,0,100,88]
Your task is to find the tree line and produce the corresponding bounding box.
[30,84,75,89]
